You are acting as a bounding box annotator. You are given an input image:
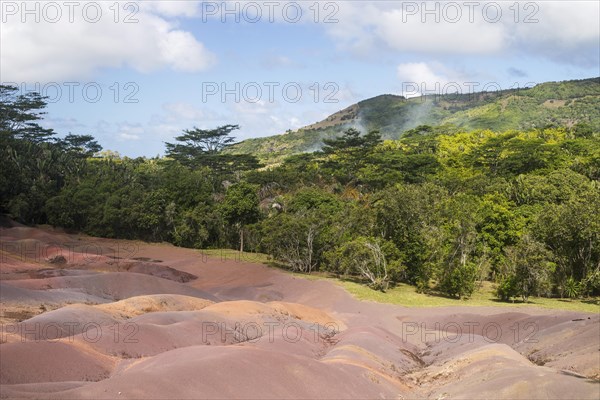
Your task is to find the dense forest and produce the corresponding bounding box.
[1,83,599,301]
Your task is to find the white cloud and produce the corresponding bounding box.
[158,30,215,72]
[397,62,449,86]
[377,9,505,55]
[0,2,216,82]
[116,123,143,141]
[118,132,141,141]
[510,2,600,67]
[397,62,470,97]
[324,2,505,56]
[322,1,599,66]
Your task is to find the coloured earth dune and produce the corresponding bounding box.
[1,223,598,399]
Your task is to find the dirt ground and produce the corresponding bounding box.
[1,223,598,399]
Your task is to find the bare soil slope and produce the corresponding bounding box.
[1,225,598,399]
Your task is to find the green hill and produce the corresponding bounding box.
[226,77,600,164]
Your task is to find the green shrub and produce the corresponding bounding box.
[438,262,478,299]
[496,275,519,301]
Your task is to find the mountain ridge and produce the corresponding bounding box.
[226,77,600,164]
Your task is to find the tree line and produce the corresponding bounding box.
[1,84,599,301]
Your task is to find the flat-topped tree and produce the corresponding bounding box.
[164,124,259,173]
[165,124,238,164]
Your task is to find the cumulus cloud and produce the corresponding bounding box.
[397,62,469,96]
[376,7,506,55]
[116,123,143,141]
[398,62,449,86]
[0,2,216,82]
[324,2,505,56]
[322,1,599,67]
[510,2,600,67]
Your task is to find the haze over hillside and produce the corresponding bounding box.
[227,77,600,164]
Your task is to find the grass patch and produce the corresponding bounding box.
[199,249,599,313]
[338,280,600,313]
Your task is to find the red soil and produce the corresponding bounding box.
[1,224,598,399]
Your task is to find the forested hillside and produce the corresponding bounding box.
[1,81,599,302]
[227,78,600,165]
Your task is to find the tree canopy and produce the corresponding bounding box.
[164,124,259,173]
[2,84,599,300]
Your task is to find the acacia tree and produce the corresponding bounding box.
[165,124,237,168]
[165,124,259,175]
[166,124,237,153]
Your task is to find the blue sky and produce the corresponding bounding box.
[1,1,599,157]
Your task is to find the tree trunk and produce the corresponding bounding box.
[239,228,244,253]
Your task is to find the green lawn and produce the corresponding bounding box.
[338,280,600,313]
[201,249,600,314]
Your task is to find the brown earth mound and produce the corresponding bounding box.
[1,224,598,399]
[0,341,114,385]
